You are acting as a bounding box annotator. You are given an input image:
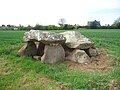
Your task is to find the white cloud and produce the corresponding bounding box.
[0,0,119,26]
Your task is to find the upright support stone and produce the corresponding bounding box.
[66,49,90,64]
[17,41,37,56]
[41,44,65,64]
[84,48,98,57]
[62,44,74,57]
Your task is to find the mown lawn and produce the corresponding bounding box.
[0,29,120,90]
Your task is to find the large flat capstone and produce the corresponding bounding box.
[23,30,66,44]
[61,31,94,49]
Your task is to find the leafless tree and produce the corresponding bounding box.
[58,18,66,26]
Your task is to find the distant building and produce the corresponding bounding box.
[14,28,18,30]
[87,20,101,27]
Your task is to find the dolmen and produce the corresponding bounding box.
[18,30,98,64]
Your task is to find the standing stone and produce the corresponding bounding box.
[66,49,90,64]
[41,44,65,64]
[62,44,74,57]
[85,48,98,57]
[61,31,94,49]
[17,41,37,56]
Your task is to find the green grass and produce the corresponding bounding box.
[0,29,120,90]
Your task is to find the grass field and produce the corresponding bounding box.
[0,29,120,90]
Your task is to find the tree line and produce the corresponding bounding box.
[0,17,120,30]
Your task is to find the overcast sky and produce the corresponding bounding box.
[0,0,120,26]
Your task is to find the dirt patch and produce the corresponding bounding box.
[65,48,112,72]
